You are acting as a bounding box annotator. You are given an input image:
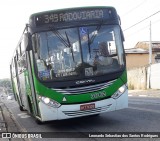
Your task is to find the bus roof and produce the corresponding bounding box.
[29,6,119,27]
[29,6,116,17]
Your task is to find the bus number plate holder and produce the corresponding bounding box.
[80,103,95,111]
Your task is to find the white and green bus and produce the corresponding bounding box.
[10,6,128,123]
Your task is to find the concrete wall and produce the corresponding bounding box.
[127,67,147,90]
[128,63,160,90]
[148,63,160,89]
[126,53,156,69]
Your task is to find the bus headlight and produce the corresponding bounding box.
[118,85,125,93]
[111,84,126,99]
[42,97,50,104]
[39,96,61,108]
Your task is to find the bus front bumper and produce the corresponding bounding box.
[38,90,128,121]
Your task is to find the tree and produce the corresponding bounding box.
[0,78,12,94]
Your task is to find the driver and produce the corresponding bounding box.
[93,42,113,66]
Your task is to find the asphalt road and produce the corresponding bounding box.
[1,91,160,141]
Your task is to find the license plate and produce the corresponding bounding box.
[80,103,95,111]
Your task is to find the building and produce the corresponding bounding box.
[125,41,160,69]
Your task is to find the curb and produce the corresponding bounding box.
[0,100,30,141]
[128,90,160,98]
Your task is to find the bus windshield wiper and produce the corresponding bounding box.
[65,31,75,62]
[50,26,69,48]
[89,24,102,45]
[87,24,102,58]
[49,26,75,62]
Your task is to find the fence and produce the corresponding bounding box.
[127,67,147,90]
[147,63,160,89]
[127,63,160,90]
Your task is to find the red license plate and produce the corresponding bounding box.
[80,103,95,111]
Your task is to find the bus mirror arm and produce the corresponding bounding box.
[24,33,32,51]
[120,28,125,41]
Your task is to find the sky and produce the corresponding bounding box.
[0,0,160,79]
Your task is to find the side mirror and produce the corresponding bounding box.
[24,33,32,51]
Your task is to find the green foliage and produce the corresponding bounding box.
[0,79,12,95]
[0,78,12,90]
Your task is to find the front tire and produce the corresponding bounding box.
[35,119,44,125]
[19,105,24,111]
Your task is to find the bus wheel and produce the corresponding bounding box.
[19,105,24,111]
[35,119,44,125]
[27,96,33,115]
[89,114,100,117]
[93,114,100,116]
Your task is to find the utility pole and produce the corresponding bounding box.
[149,21,152,65]
[148,21,152,89]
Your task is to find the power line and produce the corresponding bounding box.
[125,25,149,39]
[122,0,146,17]
[123,10,160,31]
[125,17,160,39]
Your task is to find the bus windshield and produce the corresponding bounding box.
[32,25,124,81]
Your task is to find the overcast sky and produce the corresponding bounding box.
[0,0,160,79]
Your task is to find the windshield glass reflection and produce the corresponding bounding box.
[32,25,124,81]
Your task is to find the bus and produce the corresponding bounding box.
[10,6,128,124]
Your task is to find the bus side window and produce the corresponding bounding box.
[18,44,21,59]
[17,53,27,74]
[16,50,19,61]
[15,50,20,74]
[11,59,16,77]
[21,35,25,54]
[18,61,21,74]
[16,36,27,74]
[21,54,27,70]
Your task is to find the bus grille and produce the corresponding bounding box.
[53,79,116,94]
[62,104,112,117]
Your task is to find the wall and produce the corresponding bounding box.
[148,63,160,89]
[126,53,156,69]
[128,63,160,90]
[127,67,147,90]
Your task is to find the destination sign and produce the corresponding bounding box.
[34,8,117,26]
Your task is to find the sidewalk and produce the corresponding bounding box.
[0,99,29,141]
[0,103,7,132]
[128,89,160,98]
